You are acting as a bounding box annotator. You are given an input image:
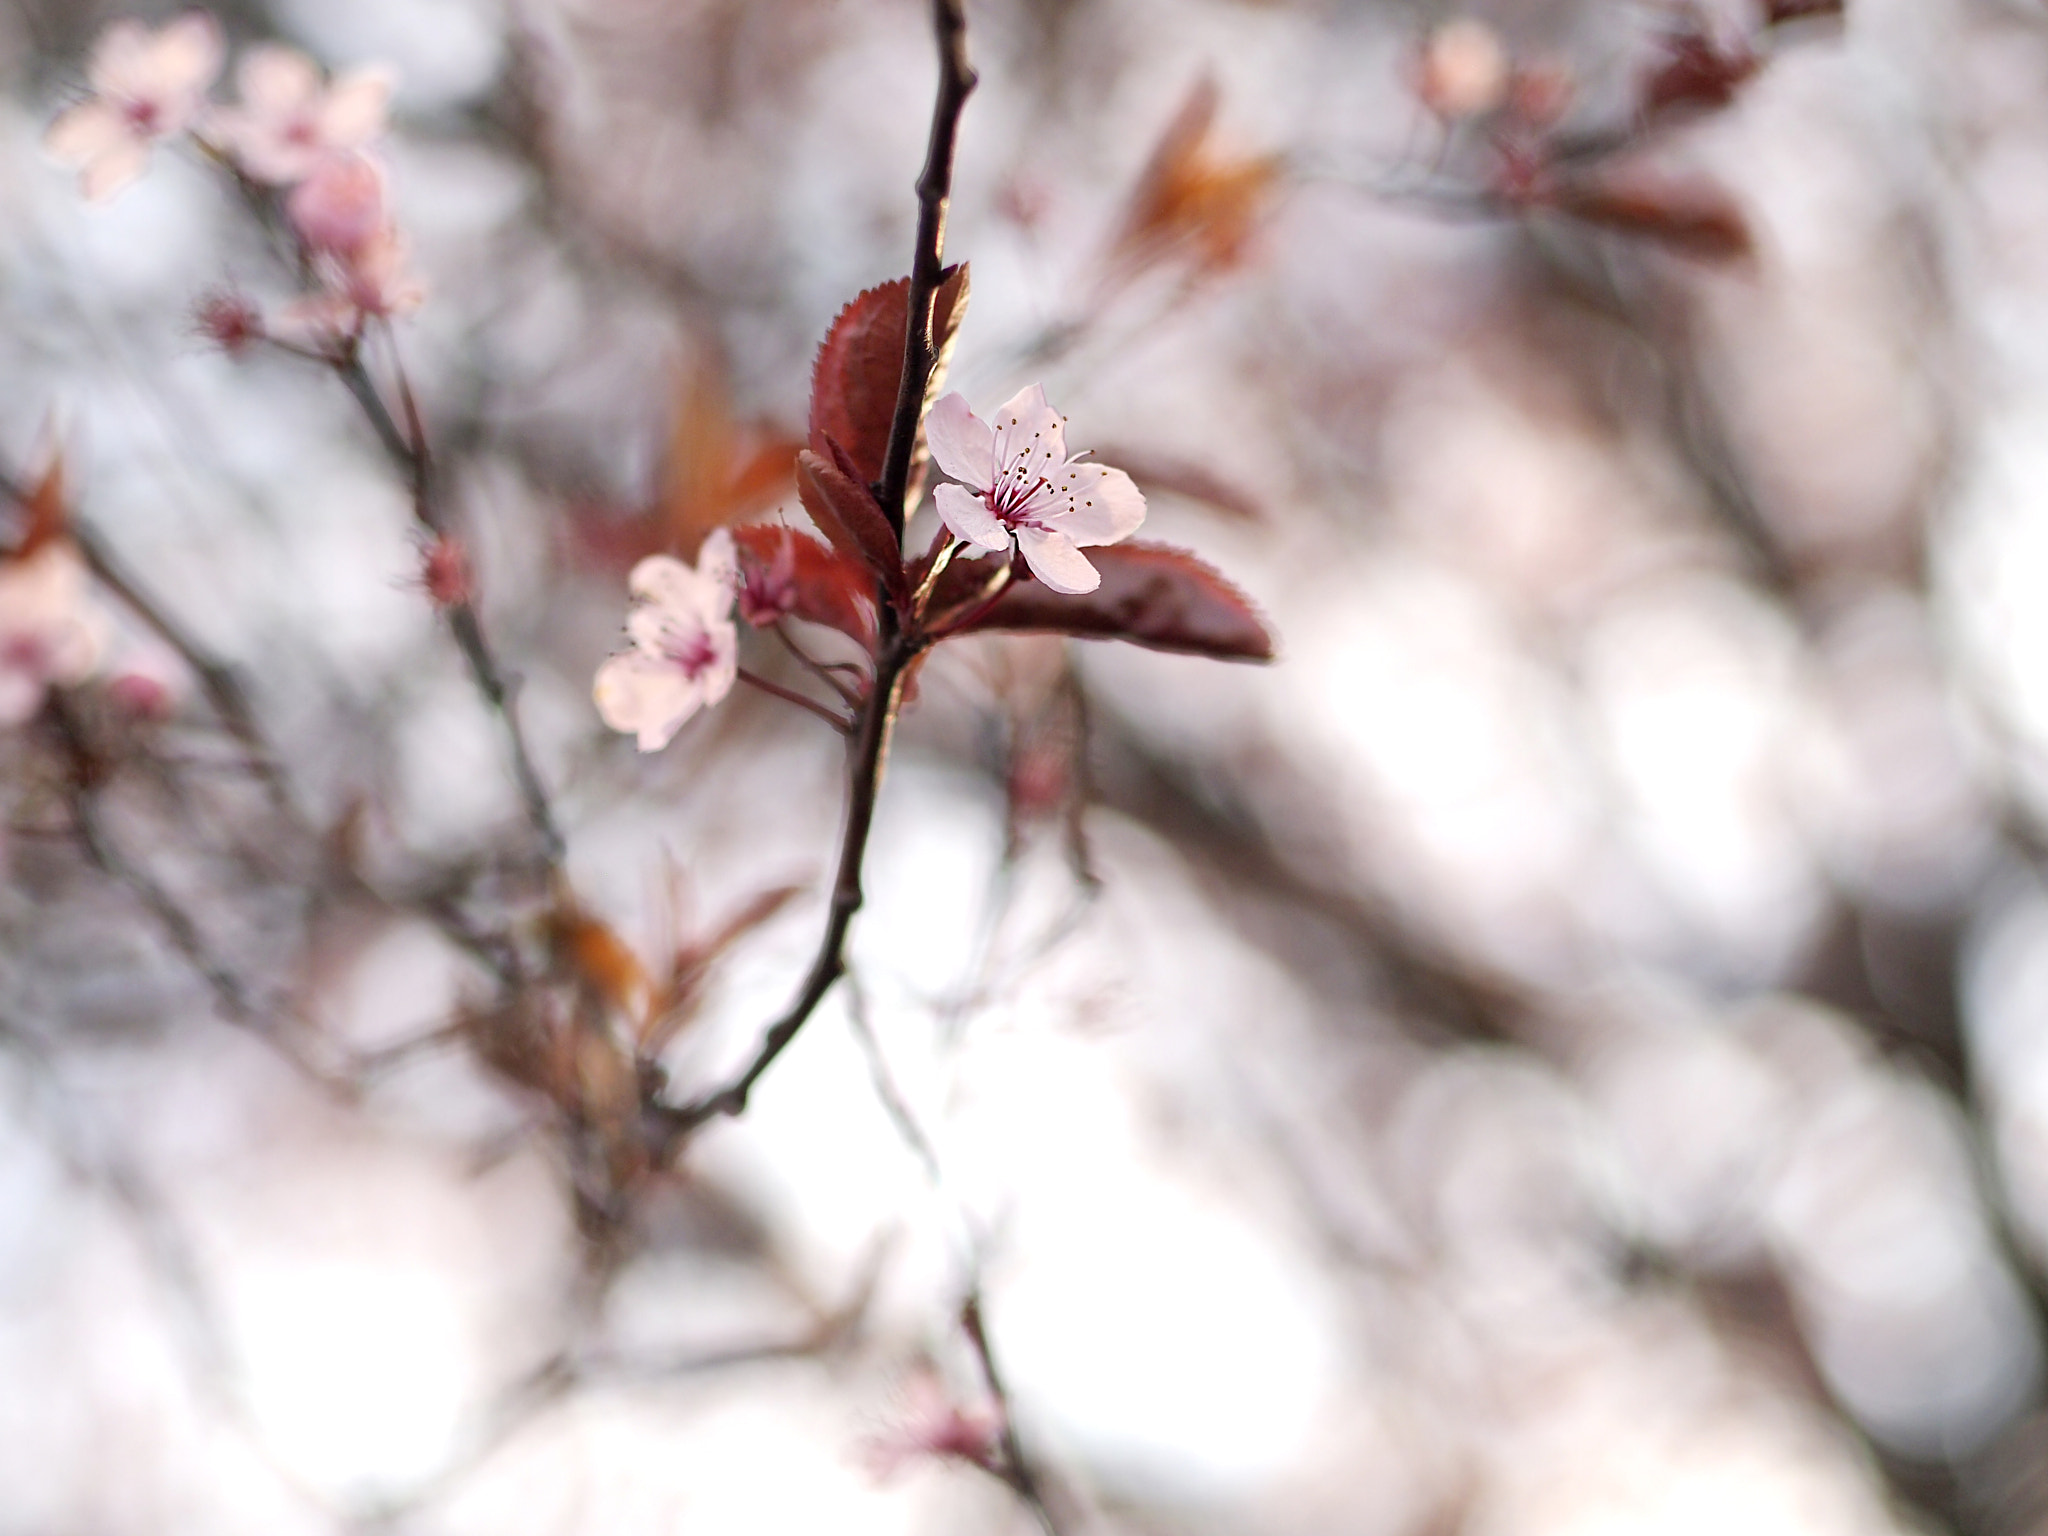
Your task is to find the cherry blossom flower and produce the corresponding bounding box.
[0,545,108,727]
[926,385,1146,595]
[214,44,393,186]
[44,12,224,202]
[594,529,740,751]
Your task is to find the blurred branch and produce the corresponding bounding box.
[961,1290,1068,1536]
[844,971,943,1184]
[334,342,567,871]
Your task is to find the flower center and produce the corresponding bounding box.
[121,96,163,135]
[1,632,50,676]
[663,630,720,680]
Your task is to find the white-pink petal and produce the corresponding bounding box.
[238,44,321,114]
[148,13,225,95]
[1014,528,1101,595]
[934,483,1010,553]
[594,651,707,753]
[925,392,995,491]
[44,100,131,165]
[79,139,152,202]
[989,383,1066,482]
[320,68,395,147]
[1039,462,1146,546]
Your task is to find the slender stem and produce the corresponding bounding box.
[962,1292,1065,1536]
[333,345,566,868]
[736,667,854,734]
[771,620,864,707]
[876,0,978,535]
[667,644,914,1131]
[927,558,1015,641]
[68,520,293,814]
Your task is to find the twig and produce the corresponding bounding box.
[844,972,943,1184]
[773,619,865,707]
[962,1291,1066,1536]
[333,342,566,868]
[45,696,348,1090]
[665,652,913,1130]
[877,0,978,535]
[737,667,854,735]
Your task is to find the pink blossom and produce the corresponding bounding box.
[926,386,1146,595]
[285,152,389,255]
[0,546,107,727]
[594,530,740,752]
[44,13,224,202]
[215,44,393,186]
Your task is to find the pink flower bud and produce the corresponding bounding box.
[106,671,174,720]
[737,531,798,627]
[286,152,388,256]
[193,287,265,355]
[419,534,471,608]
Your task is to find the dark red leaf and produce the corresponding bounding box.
[796,449,908,609]
[808,266,970,488]
[952,541,1275,662]
[1640,26,1758,120]
[1765,0,1843,24]
[11,448,66,560]
[1546,169,1754,264]
[731,523,876,648]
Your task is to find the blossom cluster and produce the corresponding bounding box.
[591,384,1150,752]
[44,12,420,346]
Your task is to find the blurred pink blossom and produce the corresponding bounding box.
[0,546,107,726]
[594,529,740,751]
[43,12,223,201]
[214,44,392,185]
[928,385,1146,595]
[285,151,389,255]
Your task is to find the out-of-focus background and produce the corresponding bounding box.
[3,0,2044,1530]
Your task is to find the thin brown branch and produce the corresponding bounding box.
[962,1291,1067,1536]
[876,0,978,534]
[737,667,855,734]
[772,620,865,707]
[844,971,943,1184]
[665,648,914,1132]
[333,344,566,868]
